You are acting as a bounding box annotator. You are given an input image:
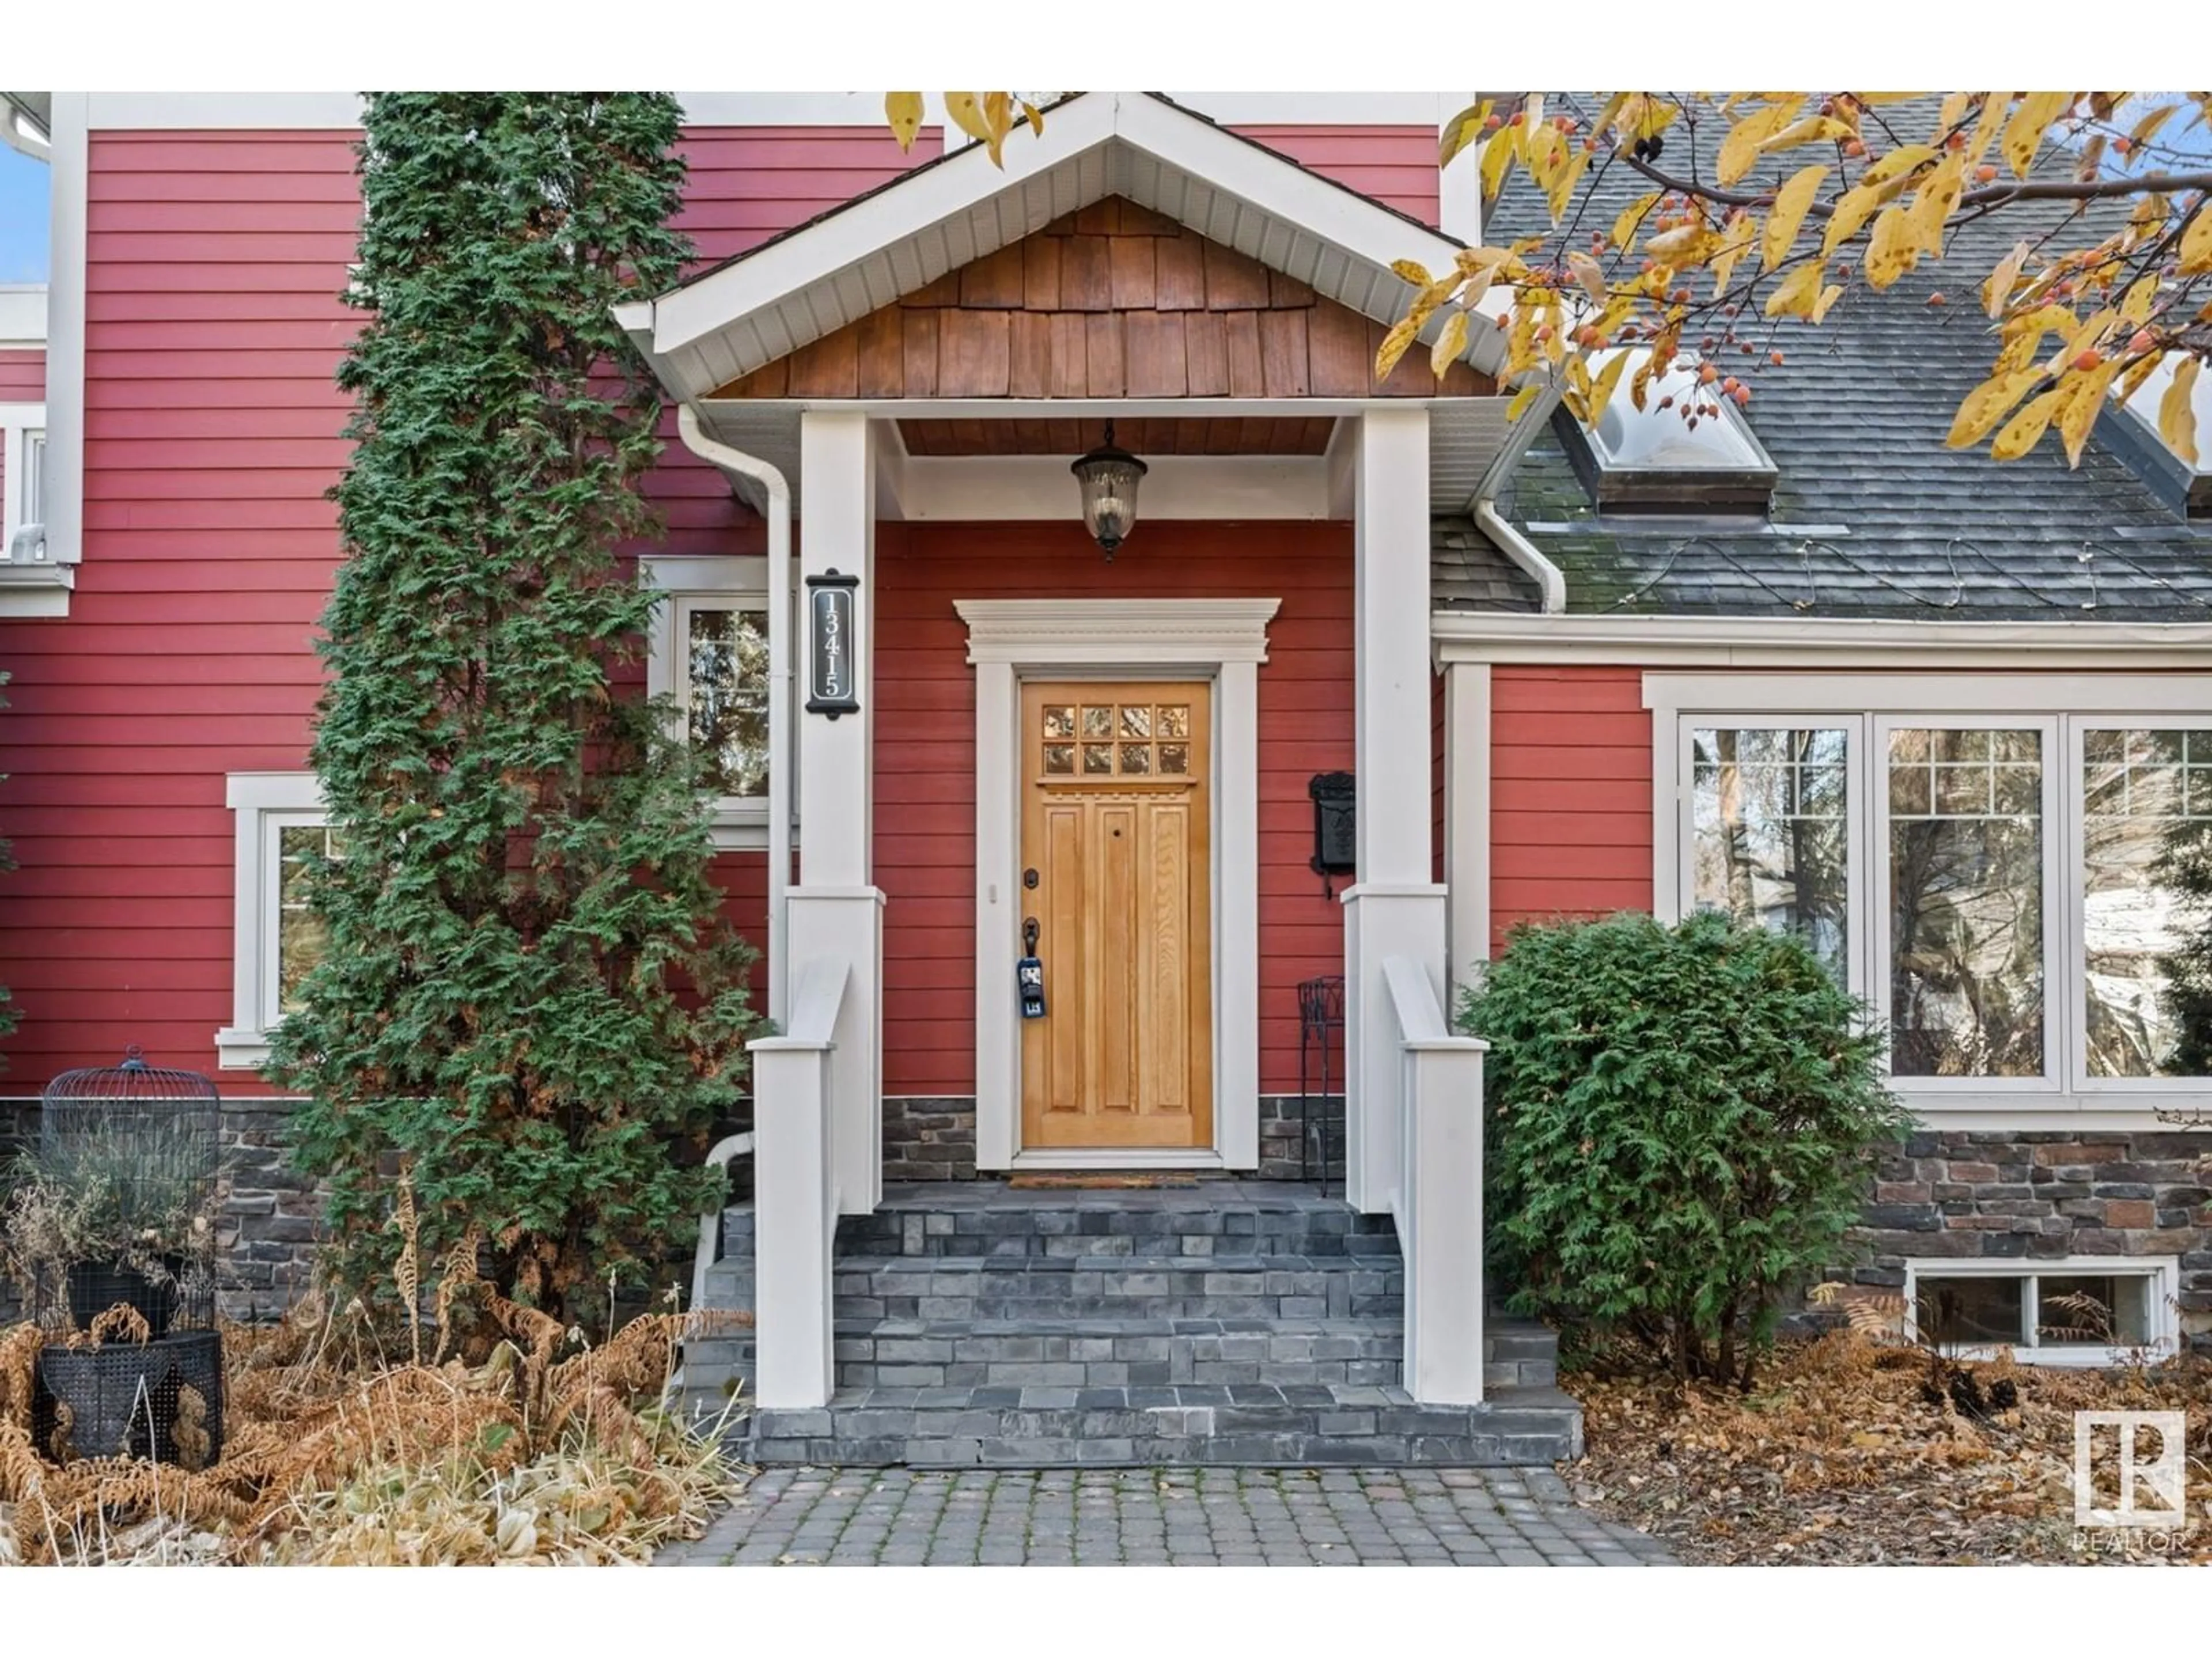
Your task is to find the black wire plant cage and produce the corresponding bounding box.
[8,1050,230,1467]
[29,1048,224,1336]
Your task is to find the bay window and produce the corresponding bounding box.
[1652,677,2212,1112]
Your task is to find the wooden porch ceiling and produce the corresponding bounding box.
[899,416,1336,457]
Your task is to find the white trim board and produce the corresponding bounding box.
[40,94,85,573]
[1433,612,2212,668]
[0,287,44,349]
[957,596,1277,1171]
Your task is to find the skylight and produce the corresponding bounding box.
[1555,349,1778,514]
[2106,353,2211,519]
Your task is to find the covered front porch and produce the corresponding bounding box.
[625,92,1543,1448]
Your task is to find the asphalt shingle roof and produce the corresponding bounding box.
[1436,94,2212,621]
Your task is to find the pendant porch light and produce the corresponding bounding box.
[1070,422,1148,558]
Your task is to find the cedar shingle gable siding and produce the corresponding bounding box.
[711,198,1491,402]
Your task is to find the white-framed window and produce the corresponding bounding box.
[1903,1255,2180,1366]
[1650,675,2212,1116]
[641,555,781,851]
[1,405,46,556]
[218,772,331,1069]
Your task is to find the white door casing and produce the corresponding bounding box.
[959,597,1278,1170]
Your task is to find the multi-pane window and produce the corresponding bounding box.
[641,559,778,851]
[1040,700,1192,779]
[2081,728,2212,1078]
[1690,726,1850,978]
[1666,688,2212,1100]
[1887,729,2045,1078]
[685,604,770,800]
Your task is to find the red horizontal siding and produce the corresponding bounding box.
[1230,125,1440,227]
[872,520,1355,1099]
[1488,666,1653,952]
[0,115,1449,1092]
[0,349,44,400]
[0,122,941,1089]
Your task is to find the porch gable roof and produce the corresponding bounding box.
[618,92,1497,406]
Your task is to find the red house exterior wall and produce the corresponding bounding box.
[0,113,1416,1093]
[872,520,1355,1099]
[1229,127,1442,226]
[0,350,43,399]
[1487,665,1652,953]
[0,123,935,1090]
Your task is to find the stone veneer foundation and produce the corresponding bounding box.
[880,1096,1345,1184]
[1842,1128,2212,1351]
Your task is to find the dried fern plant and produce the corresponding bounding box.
[0,1202,747,1566]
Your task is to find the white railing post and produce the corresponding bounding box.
[1381,955,1488,1406]
[748,959,847,1410]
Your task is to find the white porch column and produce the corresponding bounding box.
[1342,407,1448,1215]
[1443,660,1491,999]
[793,410,885,1215]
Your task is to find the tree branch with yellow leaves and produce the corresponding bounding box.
[882,92,2210,472]
[1418,92,2212,469]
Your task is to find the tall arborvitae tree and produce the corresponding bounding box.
[271,94,762,1320]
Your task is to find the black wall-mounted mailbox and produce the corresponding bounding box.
[1309,771,1357,884]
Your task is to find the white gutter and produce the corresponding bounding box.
[676,403,793,1030]
[1468,374,1567,615]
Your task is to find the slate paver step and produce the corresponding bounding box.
[832,1312,1408,1389]
[828,1180,1400,1259]
[740,1379,1584,1469]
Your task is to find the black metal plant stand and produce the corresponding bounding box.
[1296,975,1345,1195]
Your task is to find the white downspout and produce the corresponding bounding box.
[1470,376,1568,615]
[676,403,793,1029]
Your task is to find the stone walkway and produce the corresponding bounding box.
[654,1466,1675,1566]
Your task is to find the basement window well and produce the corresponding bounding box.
[1904,1257,2179,1366]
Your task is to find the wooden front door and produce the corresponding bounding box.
[1019,680,1213,1151]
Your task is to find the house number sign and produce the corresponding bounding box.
[805,569,861,718]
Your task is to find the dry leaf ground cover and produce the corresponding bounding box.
[0,1289,745,1565]
[1565,1331,2212,1565]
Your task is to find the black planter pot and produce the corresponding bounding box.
[32,1329,226,1467]
[66,1257,185,1339]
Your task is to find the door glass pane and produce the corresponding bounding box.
[687,607,770,798]
[1888,728,2044,1077]
[1916,1277,2024,1347]
[2082,728,2212,1077]
[1689,726,1850,978]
